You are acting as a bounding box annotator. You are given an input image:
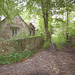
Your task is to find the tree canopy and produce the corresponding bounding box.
[0,0,23,20]
[0,0,75,41]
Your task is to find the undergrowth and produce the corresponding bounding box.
[0,47,38,65]
[66,42,75,47]
[42,41,51,49]
[52,34,66,50]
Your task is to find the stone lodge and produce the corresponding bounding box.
[0,16,38,39]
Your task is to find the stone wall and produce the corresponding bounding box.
[0,36,44,55]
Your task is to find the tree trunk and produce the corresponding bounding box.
[45,12,50,41]
[66,9,69,42]
[41,0,51,41]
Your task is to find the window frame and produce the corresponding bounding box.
[12,29,17,36]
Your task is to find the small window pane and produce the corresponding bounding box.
[12,29,17,36]
[30,31,31,36]
[12,29,14,36]
[15,29,17,34]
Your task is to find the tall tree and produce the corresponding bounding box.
[41,0,50,41]
[24,0,56,41]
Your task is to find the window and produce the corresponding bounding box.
[30,31,32,36]
[12,29,17,36]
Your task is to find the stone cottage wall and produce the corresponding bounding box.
[0,16,30,40]
[0,36,44,55]
[14,16,30,36]
[0,19,12,39]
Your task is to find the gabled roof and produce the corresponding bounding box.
[29,22,38,30]
[0,15,36,30]
[19,16,29,28]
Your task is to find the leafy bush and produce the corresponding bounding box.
[0,47,38,65]
[31,49,38,54]
[42,35,46,40]
[42,41,51,49]
[69,28,75,36]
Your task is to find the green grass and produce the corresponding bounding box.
[0,48,38,65]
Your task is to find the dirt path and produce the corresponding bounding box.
[0,42,75,75]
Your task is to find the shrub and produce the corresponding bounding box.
[0,46,38,65]
[42,41,51,49]
[31,49,38,54]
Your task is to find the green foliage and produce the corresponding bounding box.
[0,37,5,41]
[42,34,46,40]
[70,28,75,36]
[0,46,39,65]
[66,42,75,47]
[29,35,40,38]
[31,49,38,54]
[52,34,66,49]
[21,0,74,42]
[42,41,51,49]
[22,49,32,59]
[0,0,23,20]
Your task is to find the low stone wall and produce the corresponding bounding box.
[0,36,44,55]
